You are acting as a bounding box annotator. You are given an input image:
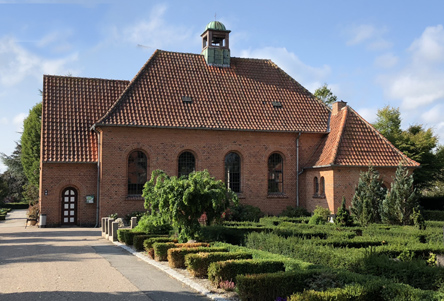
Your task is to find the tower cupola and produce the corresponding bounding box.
[201,21,231,67]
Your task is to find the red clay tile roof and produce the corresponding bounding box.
[308,106,420,168]
[94,50,331,132]
[41,75,129,162]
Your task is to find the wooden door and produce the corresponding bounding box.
[62,188,77,225]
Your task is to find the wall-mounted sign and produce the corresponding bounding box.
[86,195,95,204]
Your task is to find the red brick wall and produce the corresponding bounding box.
[39,163,97,226]
[97,127,326,217]
[301,166,398,214]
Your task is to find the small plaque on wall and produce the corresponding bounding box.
[86,195,95,204]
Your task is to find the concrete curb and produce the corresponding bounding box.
[113,241,231,301]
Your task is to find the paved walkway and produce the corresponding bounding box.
[0,210,210,301]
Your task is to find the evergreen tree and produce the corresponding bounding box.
[381,164,419,225]
[351,166,386,226]
[21,102,41,202]
[335,197,353,226]
[0,143,26,202]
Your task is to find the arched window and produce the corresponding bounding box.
[225,152,241,193]
[320,177,325,196]
[178,151,195,177]
[268,153,283,193]
[313,177,319,195]
[128,151,147,195]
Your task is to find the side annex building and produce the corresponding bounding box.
[39,22,418,226]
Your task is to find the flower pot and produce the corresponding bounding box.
[27,219,38,226]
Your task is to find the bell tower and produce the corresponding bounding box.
[201,21,231,67]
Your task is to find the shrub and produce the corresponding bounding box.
[133,215,172,235]
[143,237,177,252]
[133,234,167,252]
[335,197,353,227]
[185,252,252,278]
[168,246,224,268]
[423,210,444,221]
[207,259,285,286]
[123,231,146,246]
[224,203,264,222]
[117,229,131,243]
[280,206,310,218]
[313,205,331,222]
[199,225,252,245]
[308,214,326,225]
[153,242,176,261]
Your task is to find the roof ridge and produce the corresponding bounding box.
[347,106,420,166]
[93,49,162,128]
[330,106,348,165]
[43,74,129,83]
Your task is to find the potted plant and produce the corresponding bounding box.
[27,203,39,226]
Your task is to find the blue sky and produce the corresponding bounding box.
[1,0,444,172]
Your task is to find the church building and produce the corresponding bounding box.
[39,21,419,226]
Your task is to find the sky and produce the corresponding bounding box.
[1,0,444,173]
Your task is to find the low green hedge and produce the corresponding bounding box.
[236,269,444,301]
[168,246,227,268]
[153,242,177,261]
[124,231,146,246]
[117,229,131,243]
[0,215,5,220]
[133,234,167,251]
[423,210,444,221]
[185,251,252,278]
[199,225,268,245]
[207,259,285,287]
[1,203,28,209]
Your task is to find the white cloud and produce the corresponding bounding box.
[13,113,27,132]
[374,53,398,69]
[239,47,331,90]
[357,107,378,124]
[0,36,78,86]
[345,24,392,51]
[377,25,444,110]
[114,4,193,50]
[409,25,444,64]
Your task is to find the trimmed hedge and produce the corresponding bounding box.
[185,252,252,277]
[423,210,444,221]
[199,225,268,245]
[153,242,176,261]
[168,246,223,268]
[207,259,285,286]
[117,229,131,243]
[1,203,28,209]
[236,269,444,301]
[124,231,146,245]
[133,234,167,251]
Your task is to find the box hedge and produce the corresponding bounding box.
[133,234,167,251]
[153,242,176,261]
[168,246,224,268]
[185,251,252,278]
[207,259,285,286]
[117,229,131,243]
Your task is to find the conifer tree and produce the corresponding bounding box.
[351,166,386,225]
[381,164,419,225]
[21,102,41,202]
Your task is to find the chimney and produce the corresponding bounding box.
[332,100,347,115]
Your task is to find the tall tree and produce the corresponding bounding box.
[0,143,26,202]
[21,102,42,202]
[314,83,337,108]
[351,166,386,226]
[373,106,402,145]
[373,106,444,191]
[381,164,419,225]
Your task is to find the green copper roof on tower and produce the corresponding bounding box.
[205,21,228,31]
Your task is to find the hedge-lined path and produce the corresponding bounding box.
[0,210,210,301]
